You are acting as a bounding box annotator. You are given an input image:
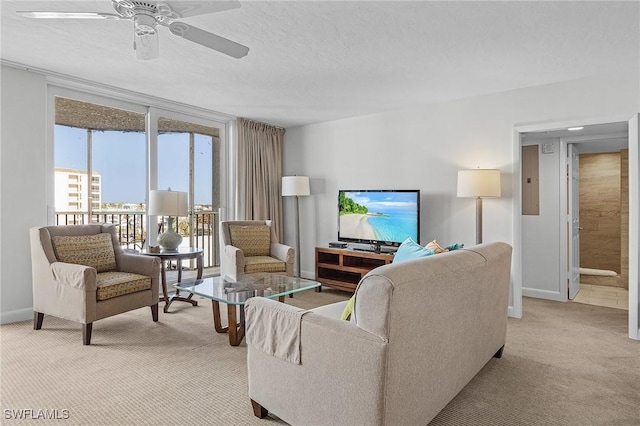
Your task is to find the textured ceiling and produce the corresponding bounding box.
[1,1,639,128]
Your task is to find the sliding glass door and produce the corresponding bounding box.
[157,116,220,266]
[52,92,226,268]
[54,96,147,249]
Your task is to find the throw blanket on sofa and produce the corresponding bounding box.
[245,298,309,364]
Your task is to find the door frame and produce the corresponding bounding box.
[513,114,639,340]
[567,143,580,300]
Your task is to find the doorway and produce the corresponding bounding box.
[567,139,629,310]
[514,115,639,340]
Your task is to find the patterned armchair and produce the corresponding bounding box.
[30,224,161,345]
[220,220,294,281]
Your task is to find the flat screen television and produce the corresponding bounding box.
[338,190,420,251]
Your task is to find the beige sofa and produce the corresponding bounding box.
[245,242,512,425]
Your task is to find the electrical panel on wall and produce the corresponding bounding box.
[522,145,540,215]
[542,143,556,154]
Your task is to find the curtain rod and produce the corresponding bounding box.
[239,117,285,132]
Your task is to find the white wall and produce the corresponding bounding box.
[283,72,639,316]
[1,65,638,324]
[521,140,564,300]
[1,66,48,322]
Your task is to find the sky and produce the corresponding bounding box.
[55,125,213,204]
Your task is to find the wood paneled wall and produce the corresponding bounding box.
[579,153,621,274]
[621,149,629,285]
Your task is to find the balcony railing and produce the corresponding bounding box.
[55,210,220,268]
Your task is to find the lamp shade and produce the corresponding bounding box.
[282,176,310,197]
[457,169,501,198]
[148,189,188,216]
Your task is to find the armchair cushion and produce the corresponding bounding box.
[96,271,151,301]
[228,225,271,256]
[244,256,287,273]
[52,233,117,273]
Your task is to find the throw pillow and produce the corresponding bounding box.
[446,243,465,251]
[51,233,117,272]
[393,237,435,263]
[425,239,447,253]
[341,295,356,321]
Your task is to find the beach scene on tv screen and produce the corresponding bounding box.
[339,191,418,243]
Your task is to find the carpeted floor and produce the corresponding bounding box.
[1,291,638,425]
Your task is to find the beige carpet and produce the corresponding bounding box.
[1,291,638,425]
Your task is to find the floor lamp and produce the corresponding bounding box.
[457,169,501,245]
[282,176,310,277]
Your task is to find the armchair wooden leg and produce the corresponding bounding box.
[493,345,505,359]
[82,323,93,346]
[151,303,159,322]
[33,312,44,330]
[251,399,268,418]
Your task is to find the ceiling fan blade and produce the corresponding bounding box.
[167,1,241,18]
[169,22,249,59]
[16,11,122,20]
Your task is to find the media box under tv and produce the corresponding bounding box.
[329,241,348,248]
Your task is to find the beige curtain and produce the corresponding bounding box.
[237,117,285,241]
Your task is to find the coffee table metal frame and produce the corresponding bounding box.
[174,274,321,346]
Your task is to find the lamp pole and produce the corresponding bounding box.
[294,194,302,278]
[476,196,483,245]
[282,176,310,278]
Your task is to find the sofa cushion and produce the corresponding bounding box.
[244,256,286,273]
[52,233,117,273]
[310,300,350,319]
[96,271,151,301]
[393,237,435,263]
[229,225,271,256]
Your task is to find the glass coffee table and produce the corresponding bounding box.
[174,273,321,346]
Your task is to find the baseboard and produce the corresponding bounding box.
[300,269,315,280]
[1,307,33,325]
[522,287,566,302]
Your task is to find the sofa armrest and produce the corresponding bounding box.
[270,243,294,263]
[116,253,160,278]
[50,262,97,292]
[246,299,388,425]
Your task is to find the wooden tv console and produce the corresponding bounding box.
[315,247,394,292]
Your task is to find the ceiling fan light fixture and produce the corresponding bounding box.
[133,22,159,60]
[134,13,157,35]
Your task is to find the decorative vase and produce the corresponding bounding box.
[157,216,182,251]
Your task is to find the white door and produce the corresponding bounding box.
[568,144,581,300]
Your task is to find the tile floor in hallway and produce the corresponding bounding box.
[572,283,629,310]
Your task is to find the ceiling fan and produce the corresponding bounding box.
[16,0,250,60]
